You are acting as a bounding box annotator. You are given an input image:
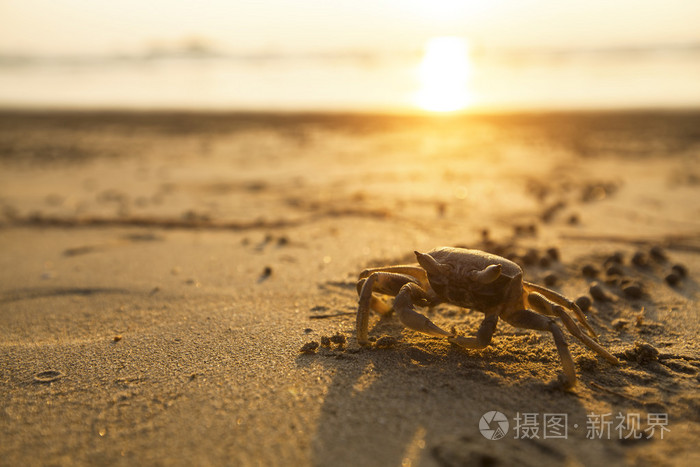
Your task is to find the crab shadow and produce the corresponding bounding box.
[303,261,700,466]
[296,330,620,467]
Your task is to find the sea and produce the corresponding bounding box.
[1,44,699,112]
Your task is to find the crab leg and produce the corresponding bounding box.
[448,313,499,349]
[528,292,619,365]
[357,272,425,345]
[359,265,429,289]
[524,281,598,339]
[356,278,395,315]
[502,309,577,389]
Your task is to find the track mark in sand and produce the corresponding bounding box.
[0,287,133,304]
[2,206,428,232]
[318,280,357,292]
[63,232,166,256]
[33,370,65,383]
[63,244,105,256]
[310,284,358,320]
[309,311,355,320]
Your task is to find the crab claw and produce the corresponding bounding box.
[468,264,502,284]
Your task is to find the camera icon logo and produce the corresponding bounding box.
[479,411,509,440]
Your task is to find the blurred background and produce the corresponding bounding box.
[2,5,700,465]
[2,0,700,113]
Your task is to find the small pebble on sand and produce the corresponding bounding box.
[546,247,560,261]
[606,264,624,277]
[329,333,347,345]
[582,264,599,278]
[631,251,648,267]
[665,271,681,286]
[589,282,611,302]
[650,245,667,262]
[622,283,643,299]
[623,342,659,364]
[299,341,319,354]
[604,252,624,265]
[671,264,688,278]
[375,336,398,349]
[543,272,558,287]
[575,295,592,313]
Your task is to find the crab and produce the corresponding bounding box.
[356,247,619,388]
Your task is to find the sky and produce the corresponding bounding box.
[2,1,699,112]
[2,0,700,56]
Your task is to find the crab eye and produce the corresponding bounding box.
[467,264,502,284]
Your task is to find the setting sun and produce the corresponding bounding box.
[414,36,473,112]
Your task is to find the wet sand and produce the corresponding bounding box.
[1,110,699,466]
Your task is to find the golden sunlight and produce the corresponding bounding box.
[414,36,473,112]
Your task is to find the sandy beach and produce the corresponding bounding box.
[1,110,699,466]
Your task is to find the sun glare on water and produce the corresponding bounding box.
[414,36,473,113]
